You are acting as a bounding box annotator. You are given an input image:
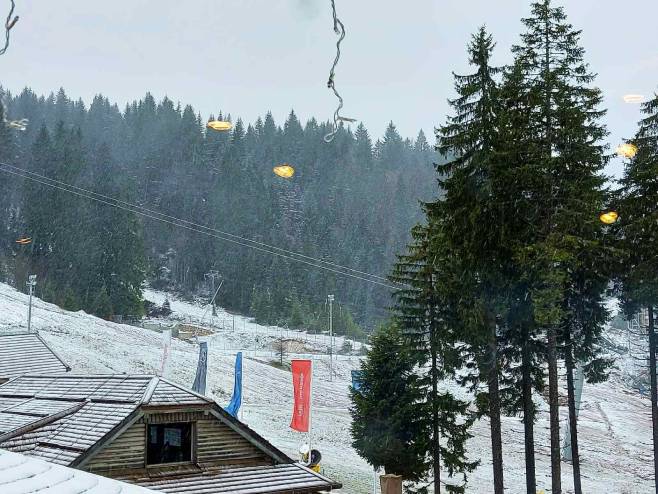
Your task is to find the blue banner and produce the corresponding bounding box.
[351,370,364,391]
[226,352,243,417]
[192,341,208,395]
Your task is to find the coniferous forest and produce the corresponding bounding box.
[0,87,437,336]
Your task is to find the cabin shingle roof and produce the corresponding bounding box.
[0,333,70,380]
[128,464,341,493]
[0,375,341,493]
[0,375,211,466]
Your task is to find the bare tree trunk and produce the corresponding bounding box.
[487,318,504,494]
[547,326,562,494]
[564,332,582,494]
[431,343,440,494]
[522,340,537,494]
[648,306,658,494]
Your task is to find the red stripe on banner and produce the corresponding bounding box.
[290,359,312,432]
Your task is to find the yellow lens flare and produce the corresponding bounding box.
[6,118,28,131]
[599,211,619,225]
[206,120,232,132]
[616,143,638,159]
[623,94,645,104]
[273,165,295,178]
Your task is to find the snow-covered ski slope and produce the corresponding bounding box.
[0,282,653,493]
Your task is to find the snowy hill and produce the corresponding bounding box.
[0,282,654,493]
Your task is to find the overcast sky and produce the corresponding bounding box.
[1,0,656,178]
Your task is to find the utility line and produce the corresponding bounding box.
[0,162,393,284]
[0,162,401,290]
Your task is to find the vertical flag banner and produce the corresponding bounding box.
[290,359,312,432]
[226,352,243,417]
[351,370,364,391]
[192,340,208,395]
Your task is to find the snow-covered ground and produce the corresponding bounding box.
[0,282,654,493]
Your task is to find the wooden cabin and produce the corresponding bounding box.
[0,333,70,384]
[0,375,340,493]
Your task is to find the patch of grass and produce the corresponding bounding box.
[268,359,291,371]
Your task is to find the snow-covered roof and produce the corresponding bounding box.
[0,448,160,493]
[0,374,341,493]
[0,333,70,380]
[0,375,211,465]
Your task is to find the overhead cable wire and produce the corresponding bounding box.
[0,162,394,284]
[0,0,18,56]
[324,0,354,143]
[0,162,401,290]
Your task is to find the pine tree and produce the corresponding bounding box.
[85,143,146,317]
[350,323,428,484]
[511,2,610,492]
[616,91,658,493]
[436,26,506,494]
[494,60,546,494]
[392,215,477,494]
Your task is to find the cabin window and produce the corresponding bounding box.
[146,422,193,465]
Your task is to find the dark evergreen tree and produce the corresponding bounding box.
[392,215,477,494]
[494,60,545,494]
[350,323,428,485]
[436,26,505,494]
[616,91,658,493]
[511,2,610,492]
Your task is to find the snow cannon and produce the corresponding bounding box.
[298,444,322,473]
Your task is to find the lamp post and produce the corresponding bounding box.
[328,294,334,381]
[26,274,36,333]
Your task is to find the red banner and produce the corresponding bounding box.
[290,359,312,432]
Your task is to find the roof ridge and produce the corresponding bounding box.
[34,333,71,372]
[156,377,213,403]
[0,401,85,444]
[141,376,160,404]
[14,374,155,379]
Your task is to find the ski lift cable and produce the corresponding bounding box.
[0,163,400,290]
[0,0,18,56]
[323,0,352,143]
[0,162,394,284]
[1,165,397,290]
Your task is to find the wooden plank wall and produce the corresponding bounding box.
[85,422,146,472]
[84,410,270,474]
[196,418,269,467]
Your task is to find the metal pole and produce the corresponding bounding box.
[328,295,334,381]
[26,275,36,333]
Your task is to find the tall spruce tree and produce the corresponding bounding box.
[435,26,505,494]
[494,60,545,494]
[392,214,477,494]
[616,91,658,493]
[511,2,610,492]
[350,323,428,485]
